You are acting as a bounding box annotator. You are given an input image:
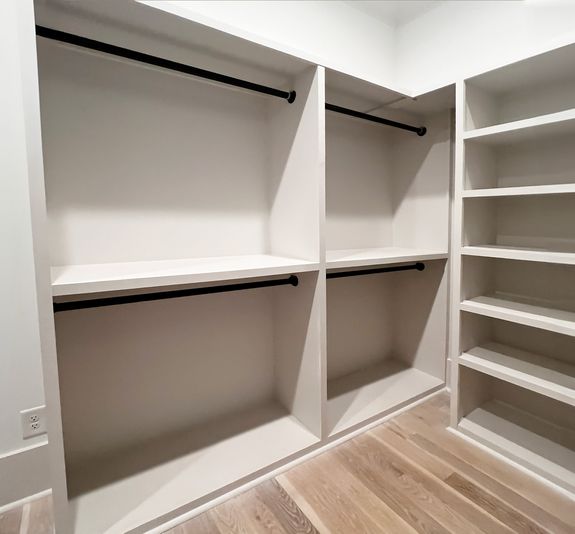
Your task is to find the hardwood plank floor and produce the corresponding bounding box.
[1,392,573,533]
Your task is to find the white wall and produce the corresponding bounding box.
[395,0,575,93]
[0,0,50,505]
[146,1,398,91]
[157,1,575,96]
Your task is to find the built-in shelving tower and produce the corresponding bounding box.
[450,43,575,495]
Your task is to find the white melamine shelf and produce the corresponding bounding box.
[463,108,575,145]
[460,296,575,337]
[51,254,320,296]
[327,359,443,436]
[67,402,318,534]
[460,343,575,406]
[461,245,575,265]
[458,400,575,493]
[462,184,575,198]
[326,247,448,270]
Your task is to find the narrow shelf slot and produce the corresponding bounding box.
[326,247,447,270]
[461,245,575,265]
[458,400,575,493]
[460,296,575,337]
[51,254,319,296]
[462,184,575,198]
[460,342,575,406]
[327,360,443,436]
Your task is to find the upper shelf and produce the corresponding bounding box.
[461,245,575,266]
[460,296,575,337]
[326,247,447,271]
[52,254,319,296]
[462,184,575,198]
[463,109,575,145]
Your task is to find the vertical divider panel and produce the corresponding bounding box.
[449,81,466,427]
[272,66,325,438]
[11,2,72,533]
[267,66,322,262]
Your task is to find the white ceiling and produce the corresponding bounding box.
[345,1,444,27]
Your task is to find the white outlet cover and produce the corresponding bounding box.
[20,405,47,439]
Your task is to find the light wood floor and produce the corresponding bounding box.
[2,393,574,533]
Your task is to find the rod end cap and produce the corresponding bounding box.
[417,127,427,136]
[415,262,425,271]
[287,91,297,103]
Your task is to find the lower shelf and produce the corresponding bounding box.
[327,359,443,436]
[458,400,575,493]
[460,343,575,406]
[460,295,575,336]
[67,402,318,534]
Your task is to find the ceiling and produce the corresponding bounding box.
[345,1,444,27]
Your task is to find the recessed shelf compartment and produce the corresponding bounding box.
[326,247,447,270]
[55,272,322,532]
[325,74,451,257]
[457,368,575,493]
[460,257,575,336]
[52,254,319,296]
[465,126,575,191]
[38,31,321,288]
[326,261,447,436]
[463,194,575,260]
[465,43,575,131]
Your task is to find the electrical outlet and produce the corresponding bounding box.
[20,406,47,439]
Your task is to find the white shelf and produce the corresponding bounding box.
[51,254,320,296]
[327,359,443,436]
[67,402,318,534]
[326,247,447,270]
[463,108,575,145]
[460,296,575,336]
[461,245,575,265]
[458,400,575,493]
[462,183,575,198]
[460,342,575,406]
[460,296,575,337]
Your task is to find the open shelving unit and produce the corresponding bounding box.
[324,72,452,437]
[451,42,575,495]
[25,2,455,533]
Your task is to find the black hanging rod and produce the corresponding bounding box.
[35,26,297,103]
[53,275,299,313]
[327,262,425,279]
[326,103,426,136]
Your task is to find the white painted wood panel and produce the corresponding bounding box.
[460,342,575,406]
[327,360,443,436]
[326,247,447,270]
[462,183,575,198]
[464,108,575,145]
[51,254,319,296]
[461,296,575,337]
[459,400,575,493]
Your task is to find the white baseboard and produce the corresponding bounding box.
[0,441,50,508]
